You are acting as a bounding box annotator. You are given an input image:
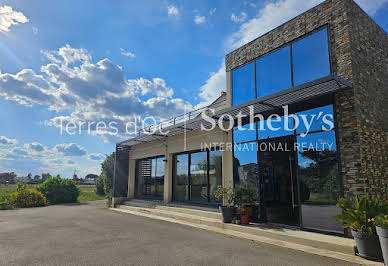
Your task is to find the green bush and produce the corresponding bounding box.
[16,181,27,192]
[95,175,105,195]
[36,177,79,204]
[234,185,258,205]
[9,189,48,208]
[375,213,388,229]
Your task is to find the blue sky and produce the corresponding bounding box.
[0,0,387,178]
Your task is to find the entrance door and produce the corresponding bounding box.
[258,136,299,226]
[135,157,164,200]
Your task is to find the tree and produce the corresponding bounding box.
[85,174,98,180]
[34,175,40,180]
[41,173,51,181]
[100,152,115,195]
[0,172,17,184]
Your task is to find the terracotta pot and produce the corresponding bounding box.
[241,214,249,225]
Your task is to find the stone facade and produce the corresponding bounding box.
[225,0,387,200]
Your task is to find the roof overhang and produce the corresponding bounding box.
[118,75,352,148]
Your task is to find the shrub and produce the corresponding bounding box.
[336,194,383,234]
[234,185,258,205]
[36,176,79,204]
[375,214,388,229]
[214,186,235,207]
[16,181,27,192]
[95,175,105,195]
[9,189,48,208]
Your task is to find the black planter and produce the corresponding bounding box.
[219,206,235,223]
[376,227,388,265]
[352,230,383,261]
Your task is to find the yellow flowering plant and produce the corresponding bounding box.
[336,194,383,234]
[374,214,388,229]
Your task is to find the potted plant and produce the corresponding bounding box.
[237,206,250,225]
[234,185,259,222]
[336,194,383,261]
[375,213,388,265]
[214,186,235,223]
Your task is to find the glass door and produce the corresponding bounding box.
[173,150,222,203]
[258,136,299,226]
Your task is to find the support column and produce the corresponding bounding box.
[222,131,234,206]
[127,157,136,199]
[164,153,173,203]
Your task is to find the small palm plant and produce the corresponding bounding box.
[336,194,381,234]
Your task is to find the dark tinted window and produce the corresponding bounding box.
[232,62,255,106]
[292,28,330,86]
[256,46,291,98]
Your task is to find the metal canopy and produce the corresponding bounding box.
[118,75,352,148]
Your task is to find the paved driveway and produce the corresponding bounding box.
[0,201,357,266]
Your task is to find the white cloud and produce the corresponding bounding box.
[25,142,45,152]
[120,48,136,58]
[196,63,226,109]
[231,12,247,23]
[53,143,87,156]
[194,15,206,24]
[0,5,29,33]
[0,136,18,145]
[167,5,179,18]
[209,8,216,16]
[88,153,106,161]
[0,45,192,141]
[355,0,388,15]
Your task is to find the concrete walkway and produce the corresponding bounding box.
[1,201,362,265]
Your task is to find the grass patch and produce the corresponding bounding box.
[77,185,106,203]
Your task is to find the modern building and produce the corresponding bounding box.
[113,0,388,235]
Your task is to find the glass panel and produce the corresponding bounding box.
[233,142,258,187]
[190,152,208,202]
[232,62,255,106]
[233,123,257,144]
[258,115,294,139]
[256,46,291,98]
[296,105,335,135]
[174,154,189,201]
[209,150,222,203]
[292,28,330,86]
[151,157,164,198]
[297,131,343,233]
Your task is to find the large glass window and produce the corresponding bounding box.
[292,28,330,86]
[258,115,294,139]
[231,27,331,106]
[297,131,343,233]
[256,46,291,98]
[135,157,164,199]
[173,150,222,203]
[232,62,255,106]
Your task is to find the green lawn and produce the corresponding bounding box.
[77,185,106,202]
[0,184,106,208]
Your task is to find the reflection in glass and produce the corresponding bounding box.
[174,154,189,201]
[209,150,222,202]
[297,131,343,233]
[234,123,257,144]
[232,62,255,106]
[258,115,294,139]
[233,142,258,187]
[292,28,330,86]
[256,46,291,98]
[151,157,164,198]
[190,152,208,202]
[296,105,334,134]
